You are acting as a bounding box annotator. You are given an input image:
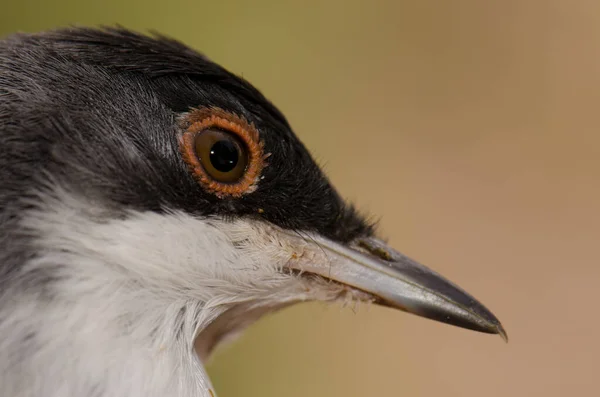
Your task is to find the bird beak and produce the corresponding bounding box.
[284,232,507,340]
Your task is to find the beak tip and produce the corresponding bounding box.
[496,323,509,343]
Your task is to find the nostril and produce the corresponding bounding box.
[355,239,393,262]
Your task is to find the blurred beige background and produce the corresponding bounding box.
[2,1,598,396]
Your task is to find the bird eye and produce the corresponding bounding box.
[194,129,248,183]
[180,108,267,198]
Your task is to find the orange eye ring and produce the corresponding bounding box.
[179,107,267,198]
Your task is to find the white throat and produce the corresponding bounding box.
[1,189,351,397]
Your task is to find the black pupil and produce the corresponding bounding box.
[209,140,239,172]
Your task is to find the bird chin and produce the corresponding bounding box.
[194,299,298,362]
[194,274,375,362]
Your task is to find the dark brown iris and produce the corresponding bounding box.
[194,128,248,183]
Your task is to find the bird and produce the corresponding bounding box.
[0,27,506,397]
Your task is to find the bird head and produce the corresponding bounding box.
[0,28,505,397]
